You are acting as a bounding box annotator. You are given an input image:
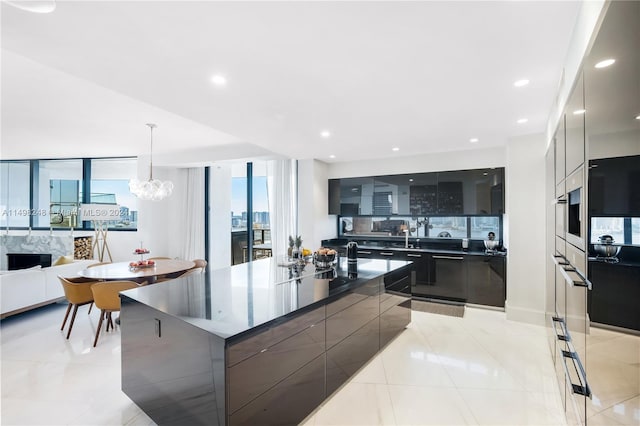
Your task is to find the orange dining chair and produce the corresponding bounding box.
[90,281,140,347]
[190,259,207,272]
[58,276,100,339]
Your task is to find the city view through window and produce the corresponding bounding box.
[231,175,270,231]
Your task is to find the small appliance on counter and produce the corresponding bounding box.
[347,241,358,278]
[484,231,502,255]
[593,234,621,263]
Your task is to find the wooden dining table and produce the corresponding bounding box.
[78,259,195,282]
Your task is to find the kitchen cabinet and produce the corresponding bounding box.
[328,177,374,215]
[436,171,464,214]
[588,155,640,217]
[327,168,505,216]
[555,116,566,185]
[421,254,467,302]
[373,175,410,215]
[409,173,438,215]
[121,258,413,426]
[564,74,585,176]
[466,256,506,307]
[588,261,640,331]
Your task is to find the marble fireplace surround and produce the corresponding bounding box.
[0,235,72,270]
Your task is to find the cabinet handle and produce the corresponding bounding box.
[407,254,422,258]
[432,255,464,260]
[154,318,161,338]
[359,251,372,255]
[561,348,591,398]
[380,252,394,256]
[551,316,570,342]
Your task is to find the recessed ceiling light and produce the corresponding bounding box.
[513,79,530,87]
[483,172,488,176]
[595,59,615,69]
[470,138,479,143]
[211,75,227,86]
[321,130,331,138]
[517,118,528,124]
[392,147,400,152]
[635,114,640,120]
[573,109,586,115]
[409,179,414,182]
[329,154,336,159]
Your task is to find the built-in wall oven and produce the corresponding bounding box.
[565,166,586,252]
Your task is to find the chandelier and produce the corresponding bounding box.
[129,123,174,201]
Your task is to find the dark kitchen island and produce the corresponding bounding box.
[120,257,412,426]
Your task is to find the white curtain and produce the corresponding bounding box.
[267,159,297,259]
[178,168,205,260]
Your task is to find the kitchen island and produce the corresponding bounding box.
[120,257,412,426]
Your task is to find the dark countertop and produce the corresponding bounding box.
[121,257,411,343]
[322,238,507,257]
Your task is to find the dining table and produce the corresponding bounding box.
[78,259,195,283]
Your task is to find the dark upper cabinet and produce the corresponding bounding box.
[328,179,340,215]
[589,155,640,216]
[329,177,374,215]
[435,170,464,214]
[408,173,438,216]
[436,169,504,215]
[565,73,585,176]
[328,168,505,216]
[373,175,409,215]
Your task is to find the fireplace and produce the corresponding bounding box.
[7,253,52,270]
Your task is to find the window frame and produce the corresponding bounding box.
[0,156,138,231]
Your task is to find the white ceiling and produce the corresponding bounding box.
[1,0,582,164]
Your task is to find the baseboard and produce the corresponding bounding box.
[505,301,546,326]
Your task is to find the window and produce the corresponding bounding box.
[470,216,500,240]
[35,159,83,228]
[429,217,467,238]
[0,161,31,228]
[633,218,640,245]
[90,158,138,229]
[338,215,500,240]
[590,217,624,244]
[0,157,138,230]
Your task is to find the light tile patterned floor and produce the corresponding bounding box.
[0,302,590,425]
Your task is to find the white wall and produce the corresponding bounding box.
[298,159,338,249]
[504,133,547,325]
[328,146,506,179]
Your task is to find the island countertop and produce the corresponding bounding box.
[120,256,412,343]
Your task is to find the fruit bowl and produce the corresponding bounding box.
[129,260,156,271]
[133,248,150,255]
[313,248,337,268]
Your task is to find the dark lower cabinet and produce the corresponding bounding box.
[122,261,412,426]
[228,321,326,413]
[229,354,326,426]
[415,254,467,302]
[588,261,640,331]
[326,316,380,395]
[121,302,226,426]
[466,256,506,307]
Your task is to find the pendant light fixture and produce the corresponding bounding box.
[129,123,174,201]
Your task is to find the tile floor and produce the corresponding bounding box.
[0,302,627,425]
